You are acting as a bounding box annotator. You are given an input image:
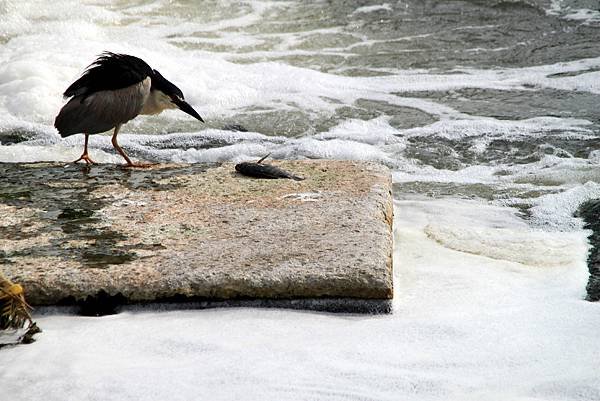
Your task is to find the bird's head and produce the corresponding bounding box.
[147,69,204,122]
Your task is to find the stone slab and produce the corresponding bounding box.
[0,161,393,310]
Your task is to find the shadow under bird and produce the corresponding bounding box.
[54,52,204,167]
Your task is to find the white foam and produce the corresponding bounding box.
[512,155,600,186]
[400,116,594,140]
[168,32,266,49]
[393,164,502,185]
[316,116,404,146]
[172,142,270,163]
[392,153,600,231]
[530,181,600,230]
[0,120,404,167]
[564,8,600,23]
[351,4,393,15]
[0,143,121,164]
[547,0,600,25]
[422,199,587,266]
[275,137,398,165]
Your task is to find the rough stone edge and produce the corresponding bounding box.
[368,162,394,300]
[6,161,395,313]
[38,297,393,316]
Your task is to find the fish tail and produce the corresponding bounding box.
[257,153,271,164]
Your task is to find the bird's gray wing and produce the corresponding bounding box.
[55,77,151,137]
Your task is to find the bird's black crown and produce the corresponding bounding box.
[151,69,184,100]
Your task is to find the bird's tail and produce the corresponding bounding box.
[54,96,113,137]
[54,98,81,138]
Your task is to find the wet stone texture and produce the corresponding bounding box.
[0,161,393,312]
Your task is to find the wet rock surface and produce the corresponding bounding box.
[0,161,393,312]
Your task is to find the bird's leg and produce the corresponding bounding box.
[72,134,96,164]
[111,125,152,168]
[111,125,133,166]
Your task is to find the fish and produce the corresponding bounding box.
[235,154,304,181]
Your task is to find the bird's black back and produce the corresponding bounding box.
[63,52,153,98]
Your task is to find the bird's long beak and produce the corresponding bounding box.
[173,98,204,122]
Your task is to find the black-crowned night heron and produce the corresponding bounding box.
[54,52,204,167]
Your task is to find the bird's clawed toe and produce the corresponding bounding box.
[72,154,96,165]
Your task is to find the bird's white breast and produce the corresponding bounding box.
[140,86,177,116]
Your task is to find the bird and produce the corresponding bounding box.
[54,52,204,167]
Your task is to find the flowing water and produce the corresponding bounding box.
[1,1,600,400]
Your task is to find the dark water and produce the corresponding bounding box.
[163,0,600,172]
[219,0,600,71]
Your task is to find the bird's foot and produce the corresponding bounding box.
[72,154,96,164]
